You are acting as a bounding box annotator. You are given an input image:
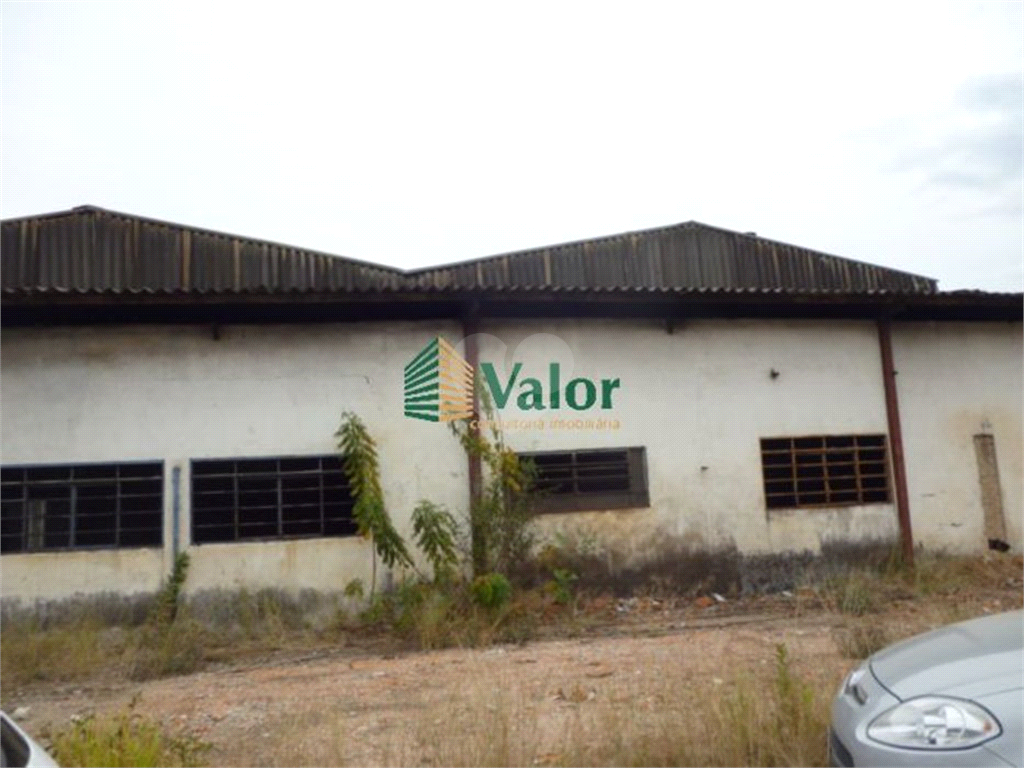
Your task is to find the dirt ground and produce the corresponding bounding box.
[6,581,1021,767]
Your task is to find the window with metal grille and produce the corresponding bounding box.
[191,455,357,544]
[0,462,164,554]
[760,435,891,510]
[520,447,649,514]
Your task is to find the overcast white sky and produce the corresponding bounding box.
[2,1,1021,290]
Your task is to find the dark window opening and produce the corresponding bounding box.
[521,447,649,514]
[0,462,164,554]
[191,455,357,544]
[760,435,891,510]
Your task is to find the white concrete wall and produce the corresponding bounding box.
[3,317,1019,602]
[474,318,900,563]
[0,548,165,602]
[894,322,1023,552]
[1,322,469,602]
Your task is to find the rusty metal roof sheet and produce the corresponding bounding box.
[407,221,937,293]
[2,205,939,297]
[1,206,404,295]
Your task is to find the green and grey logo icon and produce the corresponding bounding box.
[403,336,474,422]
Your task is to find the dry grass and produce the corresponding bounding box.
[0,617,115,693]
[124,613,214,681]
[228,708,348,768]
[374,642,837,767]
[3,551,1020,767]
[559,645,830,767]
[1,589,325,696]
[833,621,891,660]
[347,579,552,650]
[4,551,1018,692]
[824,551,1023,663]
[816,569,884,615]
[1,610,215,695]
[906,550,1022,597]
[803,550,1020,612]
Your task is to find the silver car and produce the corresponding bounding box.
[0,712,58,768]
[830,609,1023,767]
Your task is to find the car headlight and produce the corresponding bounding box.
[868,696,1002,749]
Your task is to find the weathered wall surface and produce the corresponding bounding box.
[2,317,1019,602]
[0,547,164,602]
[893,322,1023,552]
[475,318,901,565]
[1,322,469,601]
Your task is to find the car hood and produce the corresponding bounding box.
[870,610,1024,700]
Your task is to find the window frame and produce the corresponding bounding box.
[519,446,649,514]
[0,460,165,554]
[190,454,358,545]
[759,434,892,511]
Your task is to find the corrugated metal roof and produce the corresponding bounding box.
[406,221,937,293]
[1,206,404,295]
[2,205,939,297]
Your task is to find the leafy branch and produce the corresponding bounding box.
[335,411,412,575]
[411,500,460,581]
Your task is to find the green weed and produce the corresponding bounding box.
[47,701,208,767]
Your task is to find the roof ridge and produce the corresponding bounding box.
[406,220,700,275]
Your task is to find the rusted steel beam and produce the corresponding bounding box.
[877,318,914,567]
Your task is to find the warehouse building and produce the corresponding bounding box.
[1,205,1020,604]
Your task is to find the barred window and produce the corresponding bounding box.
[760,435,891,510]
[0,462,164,554]
[521,447,649,514]
[191,455,357,544]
